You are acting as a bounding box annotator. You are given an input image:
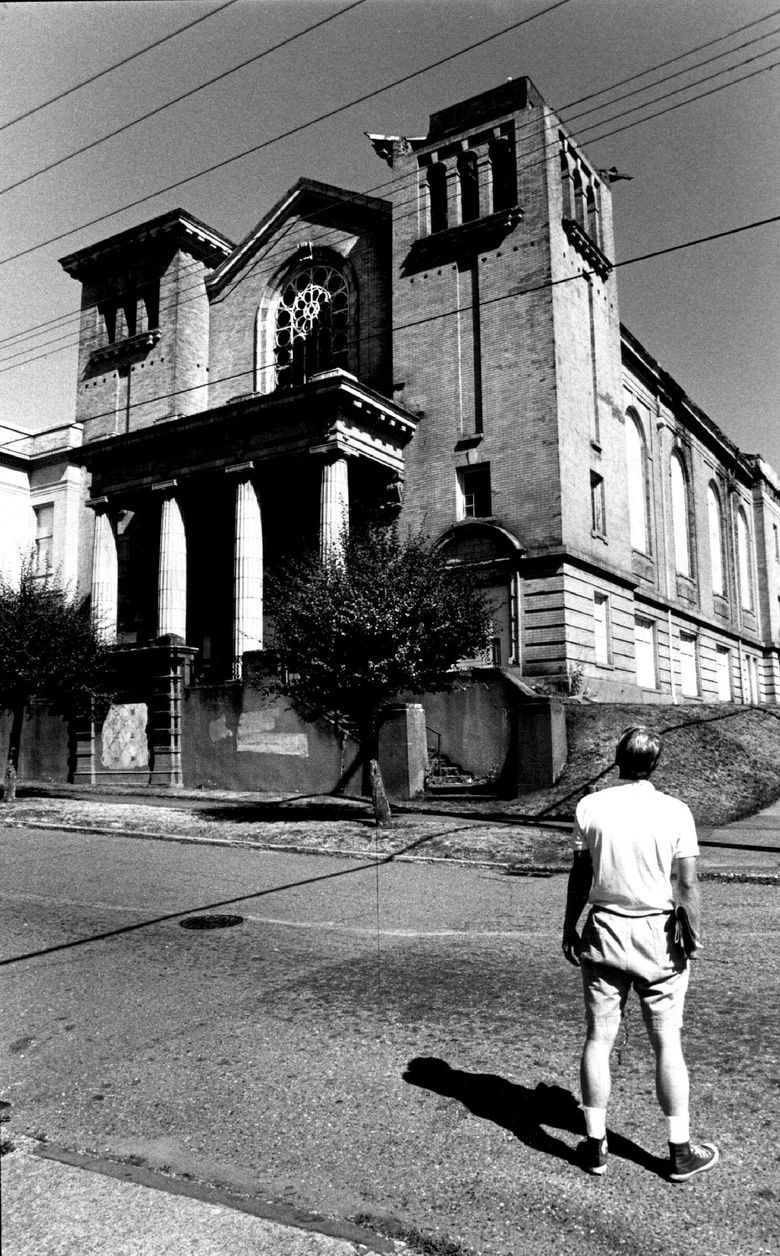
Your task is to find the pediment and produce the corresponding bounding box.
[206,178,390,296]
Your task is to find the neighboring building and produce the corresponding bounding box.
[0,420,85,590]
[6,77,780,786]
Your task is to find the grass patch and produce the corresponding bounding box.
[508,703,780,826]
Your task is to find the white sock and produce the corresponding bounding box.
[667,1114,690,1144]
[582,1106,607,1139]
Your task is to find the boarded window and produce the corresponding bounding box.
[745,655,760,704]
[635,616,656,689]
[625,413,650,553]
[671,453,691,578]
[593,593,611,665]
[707,484,725,596]
[736,507,753,610]
[679,631,698,697]
[715,646,732,701]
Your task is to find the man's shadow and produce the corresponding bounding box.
[403,1057,666,1176]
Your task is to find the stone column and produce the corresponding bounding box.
[90,499,118,644]
[156,483,187,640]
[319,455,349,561]
[229,465,263,677]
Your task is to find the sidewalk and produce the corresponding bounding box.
[1,782,779,879]
[1,1137,397,1256]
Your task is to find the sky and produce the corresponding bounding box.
[1,0,778,470]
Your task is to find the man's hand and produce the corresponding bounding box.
[562,923,581,967]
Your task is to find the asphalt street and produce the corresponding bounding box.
[1,826,779,1256]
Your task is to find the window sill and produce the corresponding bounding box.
[561,218,612,279]
[89,329,161,368]
[591,530,608,545]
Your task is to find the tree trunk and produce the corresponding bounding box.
[3,703,24,804]
[369,756,392,828]
[364,717,392,827]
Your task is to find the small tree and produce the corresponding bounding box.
[268,524,492,825]
[0,561,112,802]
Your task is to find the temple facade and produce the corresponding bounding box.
[8,77,780,787]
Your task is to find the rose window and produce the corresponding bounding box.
[274,264,350,387]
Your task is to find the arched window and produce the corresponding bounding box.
[490,137,516,212]
[736,505,754,610]
[586,183,600,245]
[427,163,448,233]
[572,167,586,229]
[458,151,479,223]
[625,411,651,554]
[559,139,574,218]
[670,452,692,578]
[274,262,350,388]
[707,483,725,596]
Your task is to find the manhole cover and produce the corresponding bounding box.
[178,914,244,930]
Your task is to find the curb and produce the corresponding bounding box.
[2,816,778,882]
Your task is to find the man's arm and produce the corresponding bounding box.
[562,849,593,967]
[676,855,702,956]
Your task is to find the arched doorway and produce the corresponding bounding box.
[435,522,524,668]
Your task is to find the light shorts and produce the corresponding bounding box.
[579,906,690,1030]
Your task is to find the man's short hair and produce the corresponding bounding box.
[615,725,662,779]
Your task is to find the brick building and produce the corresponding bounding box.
[9,78,780,786]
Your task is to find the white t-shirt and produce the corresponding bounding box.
[572,780,699,917]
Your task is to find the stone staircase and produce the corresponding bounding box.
[425,751,499,799]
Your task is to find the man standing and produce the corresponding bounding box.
[562,725,719,1181]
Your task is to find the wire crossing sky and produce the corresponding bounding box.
[1,0,778,477]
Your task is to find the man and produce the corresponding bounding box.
[562,725,719,1182]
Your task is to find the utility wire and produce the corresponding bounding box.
[0,0,576,269]
[0,0,370,199]
[3,52,778,371]
[2,4,775,347]
[561,4,780,110]
[2,44,778,372]
[3,210,777,412]
[0,1,239,134]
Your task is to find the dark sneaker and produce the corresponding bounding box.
[668,1140,719,1181]
[578,1135,608,1175]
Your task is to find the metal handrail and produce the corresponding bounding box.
[426,724,442,776]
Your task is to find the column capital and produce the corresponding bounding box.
[152,479,179,495]
[86,495,110,512]
[225,461,255,477]
[310,440,356,462]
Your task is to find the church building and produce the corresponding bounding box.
[9,78,780,788]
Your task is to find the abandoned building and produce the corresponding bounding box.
[5,77,780,792]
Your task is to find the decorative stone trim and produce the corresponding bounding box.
[562,217,612,278]
[89,329,161,367]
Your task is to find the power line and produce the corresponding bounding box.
[2,3,775,347]
[561,21,780,126]
[4,210,776,420]
[3,45,778,376]
[1,63,776,373]
[0,0,370,200]
[2,8,777,357]
[561,4,780,111]
[0,1,239,134]
[577,53,780,150]
[0,0,576,270]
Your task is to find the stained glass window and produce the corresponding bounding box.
[274,263,349,388]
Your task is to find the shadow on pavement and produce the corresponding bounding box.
[403,1057,666,1177]
[200,801,371,825]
